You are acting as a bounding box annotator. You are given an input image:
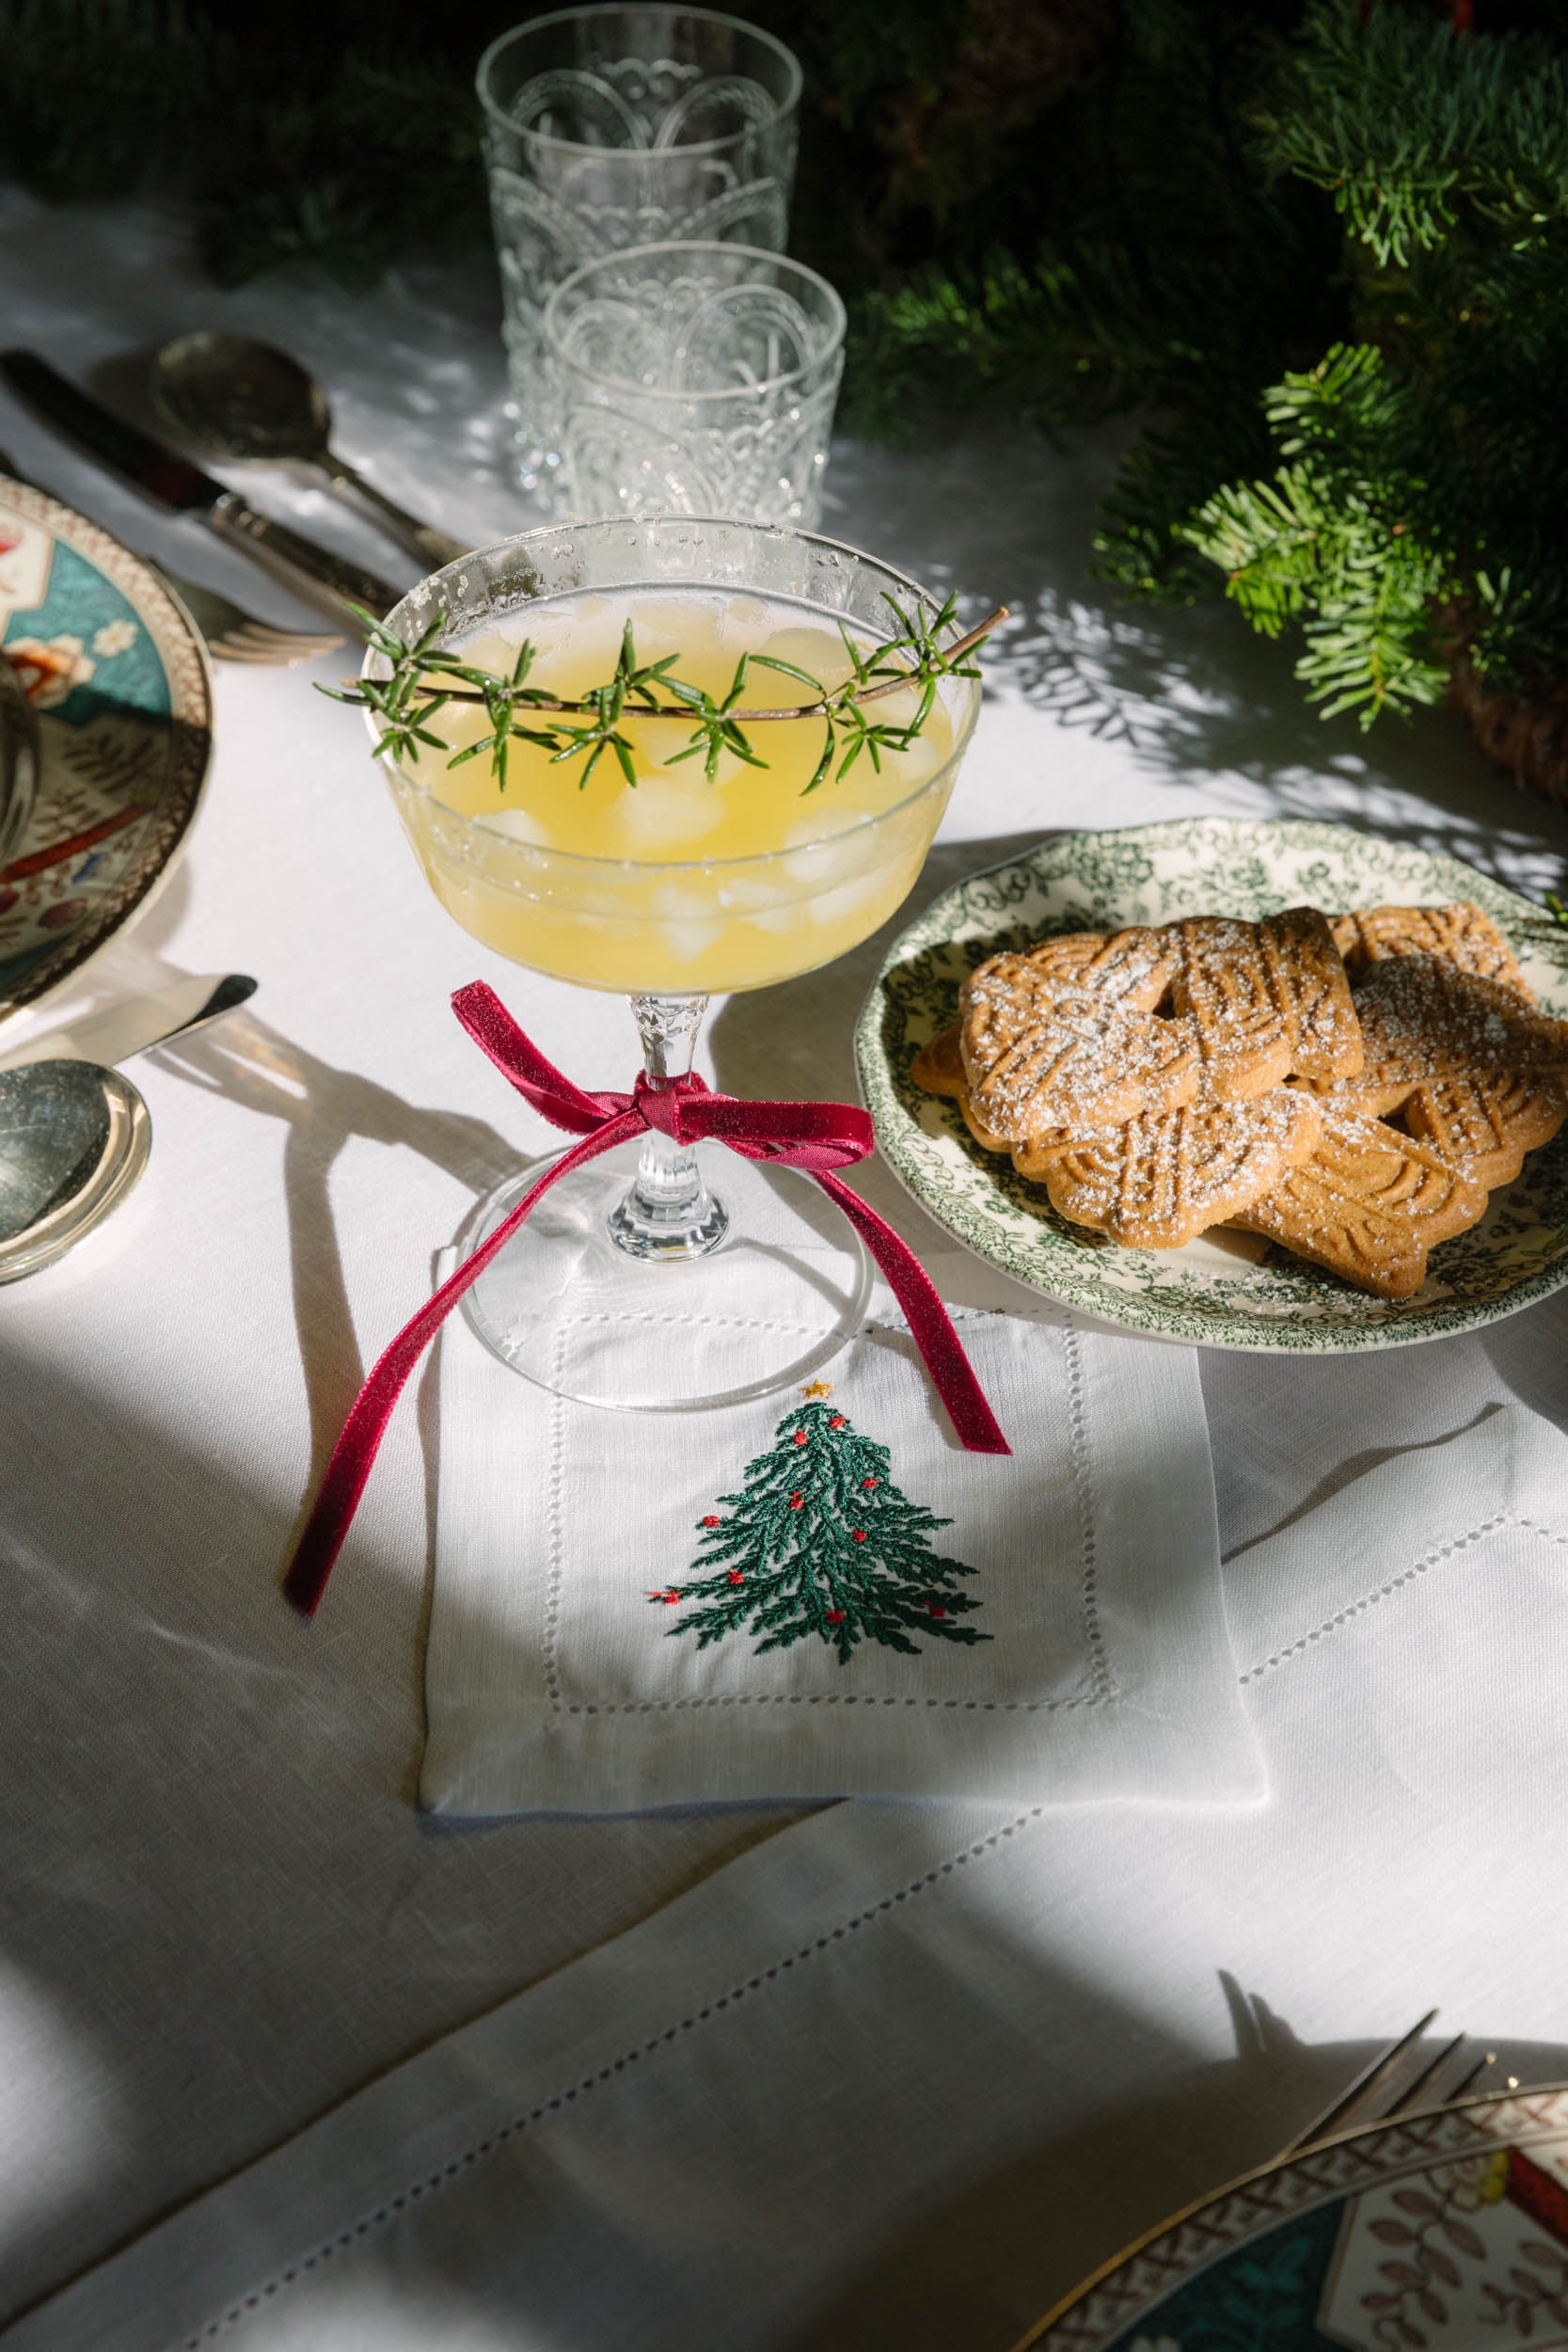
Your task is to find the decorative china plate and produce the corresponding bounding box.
[1017,2084,1568,2351]
[855,818,1568,1351]
[0,473,212,1022]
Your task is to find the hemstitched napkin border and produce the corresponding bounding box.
[419,1256,1259,1812]
[536,1316,1116,1723]
[20,1406,1568,2351]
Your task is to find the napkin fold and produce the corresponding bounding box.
[421,1249,1258,1812]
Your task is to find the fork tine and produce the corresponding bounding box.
[1282,2010,1440,2155]
[235,622,342,656]
[1443,2050,1498,2106]
[210,620,342,665]
[209,641,275,665]
[1391,2030,1469,2115]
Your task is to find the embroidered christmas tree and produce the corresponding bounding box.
[651,1385,989,1664]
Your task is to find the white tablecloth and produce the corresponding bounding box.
[1,188,1566,2343]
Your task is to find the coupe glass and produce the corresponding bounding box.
[477,5,801,498]
[368,516,982,1413]
[544,240,846,524]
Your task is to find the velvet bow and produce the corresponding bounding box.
[283,983,1008,1616]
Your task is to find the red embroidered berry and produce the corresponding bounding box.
[826,1610,846,1625]
[701,1514,721,1527]
[861,1476,879,1490]
[727,1571,745,1587]
[661,1590,683,1605]
[927,1600,946,1617]
[851,1530,867,1544]
[829,1415,846,1429]
[789,1492,804,1510]
[793,1430,808,1446]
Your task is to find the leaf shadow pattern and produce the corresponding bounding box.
[826,419,1568,899]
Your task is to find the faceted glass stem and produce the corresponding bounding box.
[605,993,730,1262]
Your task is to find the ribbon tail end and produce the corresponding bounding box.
[281,1553,328,1619]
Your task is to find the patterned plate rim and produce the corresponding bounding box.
[1010,2080,1568,2351]
[0,472,214,1021]
[855,817,1568,1353]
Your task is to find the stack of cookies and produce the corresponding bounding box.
[912,900,1568,1297]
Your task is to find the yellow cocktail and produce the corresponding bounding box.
[363,516,985,1412]
[384,585,964,994]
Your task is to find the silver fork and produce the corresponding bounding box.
[145,564,343,667]
[0,448,341,668]
[1283,2010,1513,2156]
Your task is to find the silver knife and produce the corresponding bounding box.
[1,351,404,626]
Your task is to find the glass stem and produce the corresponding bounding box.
[606,993,729,1262]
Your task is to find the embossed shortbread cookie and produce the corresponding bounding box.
[1331,901,1527,996]
[961,953,1201,1138]
[1170,908,1362,1098]
[910,1025,967,1100]
[1401,1068,1568,1190]
[1041,1088,1323,1250]
[1331,953,1568,1101]
[1169,917,1291,1098]
[1021,926,1177,1013]
[1230,1107,1489,1299]
[911,1024,1086,1160]
[1258,905,1365,1083]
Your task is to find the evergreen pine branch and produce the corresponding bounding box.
[1178,342,1453,724]
[1256,0,1568,270]
[1093,393,1275,603]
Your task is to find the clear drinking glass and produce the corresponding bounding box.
[368,516,982,1413]
[544,241,846,525]
[477,5,801,497]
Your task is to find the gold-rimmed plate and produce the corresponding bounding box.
[0,473,213,1022]
[1017,2082,1568,2350]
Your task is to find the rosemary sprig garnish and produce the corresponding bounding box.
[323,593,1007,795]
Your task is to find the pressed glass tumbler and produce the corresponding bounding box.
[544,241,846,525]
[477,5,801,497]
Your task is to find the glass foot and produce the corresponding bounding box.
[457,1135,873,1413]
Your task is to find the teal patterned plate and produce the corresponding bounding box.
[1019,2083,1568,2351]
[855,818,1568,1352]
[0,472,213,1021]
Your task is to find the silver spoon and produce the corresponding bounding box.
[150,332,468,573]
[0,973,256,1280]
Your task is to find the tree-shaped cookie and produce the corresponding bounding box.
[653,1389,989,1664]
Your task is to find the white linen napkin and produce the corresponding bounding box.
[420,1248,1257,1812]
[21,1400,1568,2352]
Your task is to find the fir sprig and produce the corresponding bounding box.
[1256,0,1568,271]
[325,594,1005,796]
[1178,342,1453,725]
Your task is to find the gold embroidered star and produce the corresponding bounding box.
[800,1379,833,1399]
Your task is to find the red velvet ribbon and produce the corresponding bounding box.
[283,982,1009,1617]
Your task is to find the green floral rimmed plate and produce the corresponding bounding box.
[854,818,1568,1352]
[1015,2082,1568,2351]
[0,473,213,1022]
